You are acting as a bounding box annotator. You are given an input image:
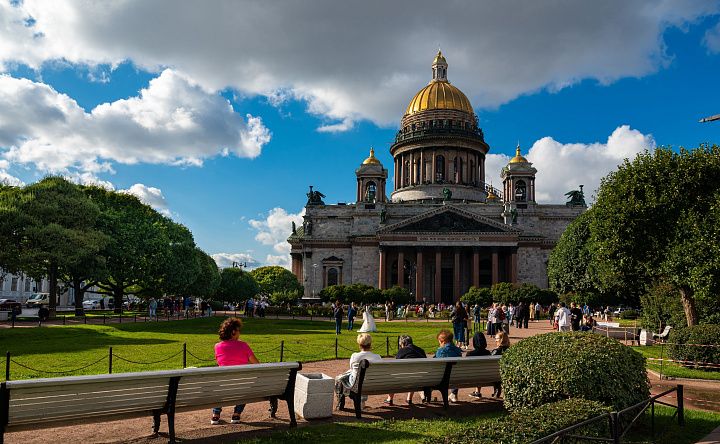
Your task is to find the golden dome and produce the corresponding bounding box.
[405,51,473,116]
[405,81,473,115]
[509,145,528,164]
[362,148,381,165]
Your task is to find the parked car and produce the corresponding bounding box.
[0,299,22,314]
[82,299,102,310]
[26,293,49,308]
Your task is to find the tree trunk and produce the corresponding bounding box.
[114,287,123,314]
[679,286,698,327]
[48,263,58,317]
[72,277,85,316]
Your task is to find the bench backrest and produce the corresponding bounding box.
[2,362,300,430]
[175,363,297,410]
[445,356,501,388]
[357,358,448,395]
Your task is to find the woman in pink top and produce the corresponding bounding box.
[211,317,259,425]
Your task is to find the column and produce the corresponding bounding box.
[409,152,414,186]
[491,249,499,285]
[432,151,437,183]
[434,249,442,302]
[511,249,518,283]
[472,248,480,288]
[397,251,405,288]
[420,150,424,183]
[415,249,424,301]
[453,249,461,300]
[378,248,387,289]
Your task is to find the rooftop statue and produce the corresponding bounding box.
[565,185,586,207]
[306,185,326,206]
[442,187,452,201]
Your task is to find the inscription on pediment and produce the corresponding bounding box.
[394,212,503,233]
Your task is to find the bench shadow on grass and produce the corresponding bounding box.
[107,317,353,336]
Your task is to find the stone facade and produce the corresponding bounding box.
[288,52,584,301]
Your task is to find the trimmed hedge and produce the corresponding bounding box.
[620,309,639,320]
[500,332,649,411]
[667,325,720,371]
[425,398,609,444]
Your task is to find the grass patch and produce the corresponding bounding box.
[0,317,453,380]
[246,414,504,444]
[635,346,720,381]
[247,405,720,444]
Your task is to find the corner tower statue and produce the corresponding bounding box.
[289,52,585,303]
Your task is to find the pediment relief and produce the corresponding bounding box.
[379,206,519,234]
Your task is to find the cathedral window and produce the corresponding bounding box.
[10,277,18,292]
[327,268,339,287]
[435,155,445,182]
[515,180,527,201]
[365,181,377,202]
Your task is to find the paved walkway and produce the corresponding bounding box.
[698,425,720,444]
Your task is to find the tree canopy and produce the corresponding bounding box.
[249,265,302,296]
[218,267,259,303]
[549,145,720,326]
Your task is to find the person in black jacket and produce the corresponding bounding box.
[490,331,510,397]
[467,332,491,399]
[384,335,427,405]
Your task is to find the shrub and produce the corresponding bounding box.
[667,325,720,371]
[382,286,412,305]
[620,309,639,320]
[269,290,300,306]
[500,332,649,411]
[425,398,610,444]
[461,286,492,307]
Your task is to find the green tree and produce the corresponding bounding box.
[490,282,515,305]
[86,187,173,313]
[218,267,259,303]
[269,290,300,306]
[461,286,493,307]
[591,145,720,325]
[0,185,26,281]
[250,265,302,296]
[186,249,221,299]
[381,286,412,305]
[15,178,107,315]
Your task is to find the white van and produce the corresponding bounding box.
[26,293,49,308]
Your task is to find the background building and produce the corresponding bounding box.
[289,52,585,302]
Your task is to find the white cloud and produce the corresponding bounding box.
[0,70,270,174]
[486,126,655,204]
[0,1,717,130]
[249,207,305,269]
[0,171,23,186]
[211,252,261,270]
[704,21,720,53]
[120,183,171,217]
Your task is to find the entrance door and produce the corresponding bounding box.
[441,268,454,305]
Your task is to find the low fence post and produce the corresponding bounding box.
[103,314,106,325]
[134,314,137,323]
[11,316,14,328]
[386,336,390,357]
[84,315,87,324]
[182,343,187,368]
[610,411,620,444]
[5,351,10,381]
[280,340,284,362]
[108,347,113,374]
[659,342,665,380]
[335,338,338,359]
[651,399,655,438]
[62,315,66,325]
[677,384,684,426]
[119,313,122,324]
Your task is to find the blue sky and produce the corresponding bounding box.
[0,1,719,268]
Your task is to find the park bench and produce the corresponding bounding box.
[336,355,501,418]
[652,325,672,342]
[0,361,301,444]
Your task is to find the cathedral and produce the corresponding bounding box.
[289,52,584,303]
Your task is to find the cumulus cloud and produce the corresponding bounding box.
[485,126,655,204]
[0,70,270,174]
[211,252,261,270]
[120,183,171,217]
[249,207,305,269]
[704,21,720,53]
[0,1,717,129]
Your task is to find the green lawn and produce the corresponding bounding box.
[247,405,719,444]
[0,316,454,380]
[635,345,720,381]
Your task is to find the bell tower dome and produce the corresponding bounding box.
[501,144,537,208]
[356,148,388,203]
